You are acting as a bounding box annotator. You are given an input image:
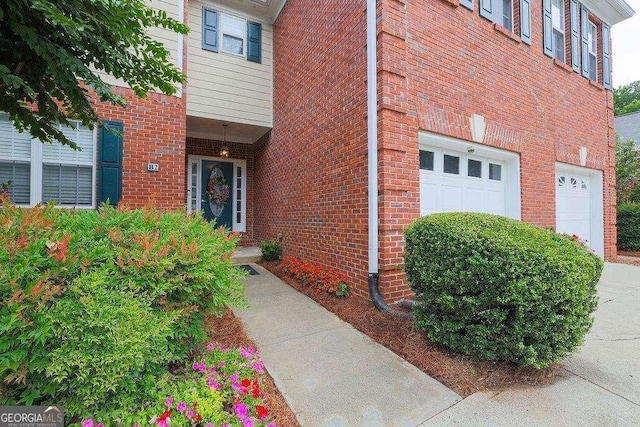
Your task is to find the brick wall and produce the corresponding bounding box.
[255,0,370,297]
[186,136,257,246]
[375,0,616,298]
[93,87,187,210]
[259,0,617,301]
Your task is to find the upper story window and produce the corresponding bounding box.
[543,1,611,89]
[481,0,514,31]
[498,0,514,31]
[201,7,262,64]
[587,20,597,81]
[221,14,245,55]
[551,0,565,62]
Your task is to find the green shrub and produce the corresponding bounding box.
[617,202,640,251]
[0,203,247,416]
[260,239,282,261]
[404,213,603,369]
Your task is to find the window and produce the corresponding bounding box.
[551,0,565,62]
[587,20,597,81]
[489,163,502,181]
[499,0,513,31]
[482,0,513,30]
[468,159,482,178]
[0,114,95,207]
[443,155,460,175]
[419,150,434,171]
[221,14,245,55]
[202,8,262,64]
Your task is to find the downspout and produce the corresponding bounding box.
[366,0,412,320]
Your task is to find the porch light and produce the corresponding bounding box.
[220,124,229,158]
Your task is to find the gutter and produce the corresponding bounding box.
[366,0,412,320]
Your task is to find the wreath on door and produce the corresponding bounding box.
[206,167,230,207]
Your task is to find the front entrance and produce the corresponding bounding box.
[187,156,246,232]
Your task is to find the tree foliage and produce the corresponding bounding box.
[0,0,188,148]
[615,135,640,204]
[614,80,640,116]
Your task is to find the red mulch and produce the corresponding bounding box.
[260,261,563,398]
[205,311,300,427]
[613,251,640,266]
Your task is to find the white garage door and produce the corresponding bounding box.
[556,172,592,244]
[419,148,506,216]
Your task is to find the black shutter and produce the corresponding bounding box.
[247,21,262,63]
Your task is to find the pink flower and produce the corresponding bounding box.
[186,409,195,420]
[208,377,221,390]
[243,418,255,427]
[82,420,94,427]
[207,342,215,352]
[206,424,214,427]
[267,423,276,427]
[234,402,249,420]
[157,421,168,427]
[176,402,187,412]
[165,397,173,408]
[240,347,253,358]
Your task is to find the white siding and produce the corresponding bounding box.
[96,0,182,90]
[187,1,274,128]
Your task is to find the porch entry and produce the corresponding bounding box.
[187,156,246,232]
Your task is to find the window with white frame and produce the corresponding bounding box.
[587,20,597,81]
[551,0,565,62]
[498,0,513,31]
[0,114,95,207]
[221,14,246,55]
[481,0,514,31]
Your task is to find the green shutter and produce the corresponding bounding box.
[542,0,553,57]
[98,121,123,206]
[570,0,580,72]
[581,5,590,78]
[479,0,493,21]
[202,7,219,52]
[602,23,612,89]
[247,21,262,63]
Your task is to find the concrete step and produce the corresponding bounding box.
[232,246,261,264]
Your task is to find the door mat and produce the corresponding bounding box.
[239,264,260,275]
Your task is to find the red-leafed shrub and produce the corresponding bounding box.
[281,257,350,297]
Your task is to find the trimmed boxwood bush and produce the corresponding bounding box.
[405,213,603,369]
[617,202,640,251]
[260,239,282,261]
[0,202,246,417]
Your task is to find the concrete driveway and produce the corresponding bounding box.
[423,262,640,426]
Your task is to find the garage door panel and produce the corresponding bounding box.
[465,188,486,213]
[419,147,509,217]
[441,185,463,211]
[556,170,594,249]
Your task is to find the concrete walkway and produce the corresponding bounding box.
[233,263,461,426]
[234,263,640,426]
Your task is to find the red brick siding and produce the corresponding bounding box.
[186,136,257,246]
[262,0,615,301]
[93,87,186,210]
[255,0,370,297]
[373,0,616,298]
